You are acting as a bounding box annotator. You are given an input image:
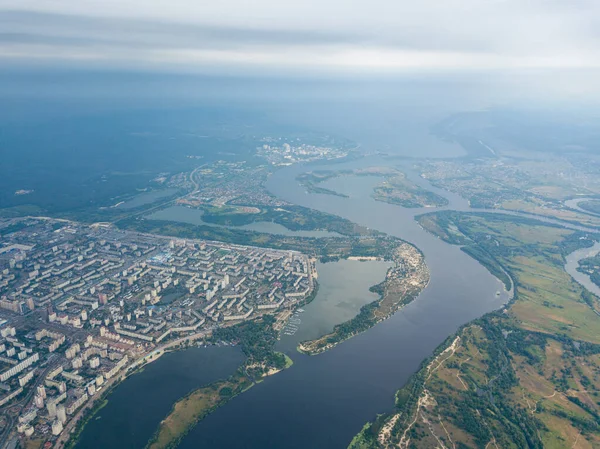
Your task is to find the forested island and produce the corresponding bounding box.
[298,243,429,355]
[146,316,293,449]
[296,167,448,208]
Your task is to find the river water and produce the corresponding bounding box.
[74,346,244,449]
[564,241,600,298]
[277,259,393,352]
[174,156,511,449]
[80,154,600,449]
[565,197,600,218]
[148,205,342,238]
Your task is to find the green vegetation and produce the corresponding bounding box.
[299,244,429,354]
[348,423,380,449]
[64,398,111,449]
[296,171,350,197]
[299,299,382,355]
[117,217,398,262]
[57,188,185,223]
[352,316,600,449]
[0,107,274,216]
[418,211,600,340]
[211,315,288,376]
[146,373,253,449]
[351,211,600,448]
[0,221,28,237]
[461,245,512,291]
[372,174,448,208]
[146,316,293,449]
[577,253,600,288]
[296,167,448,208]
[414,153,600,229]
[199,204,372,236]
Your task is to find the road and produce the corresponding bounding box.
[52,329,211,449]
[0,359,61,448]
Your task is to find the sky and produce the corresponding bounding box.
[1,0,600,76]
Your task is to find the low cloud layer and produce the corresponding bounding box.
[0,0,599,74]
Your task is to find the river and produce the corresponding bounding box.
[564,241,600,299]
[74,346,244,449]
[277,259,393,352]
[173,156,511,449]
[147,205,342,238]
[80,154,600,449]
[565,197,600,218]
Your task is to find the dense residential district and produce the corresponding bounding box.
[0,218,316,447]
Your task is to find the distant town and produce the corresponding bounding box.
[256,139,351,166]
[0,218,316,447]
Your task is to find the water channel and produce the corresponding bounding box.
[74,346,244,449]
[175,156,511,449]
[147,205,342,238]
[79,154,600,449]
[564,241,600,299]
[564,197,600,218]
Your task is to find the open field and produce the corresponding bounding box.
[350,211,600,448]
[147,373,253,449]
[577,253,600,289]
[351,318,600,449]
[196,203,374,236]
[416,154,600,228]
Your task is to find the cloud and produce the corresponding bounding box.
[0,0,599,74]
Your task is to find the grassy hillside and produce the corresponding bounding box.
[350,212,600,448]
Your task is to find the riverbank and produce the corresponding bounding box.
[145,316,292,449]
[146,155,510,449]
[297,167,448,208]
[58,330,211,449]
[146,369,254,449]
[298,243,429,355]
[350,211,600,448]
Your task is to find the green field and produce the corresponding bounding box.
[350,211,600,448]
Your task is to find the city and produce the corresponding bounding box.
[0,218,316,448]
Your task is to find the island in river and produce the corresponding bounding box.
[64,122,600,449]
[142,239,429,448]
[297,167,448,208]
[61,155,434,449]
[298,243,429,355]
[577,251,600,289]
[146,315,290,449]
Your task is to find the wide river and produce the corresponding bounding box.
[78,156,514,448]
[173,156,511,449]
[79,154,600,449]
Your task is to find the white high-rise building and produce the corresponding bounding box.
[57,405,67,424]
[34,395,44,408]
[47,400,56,418]
[51,419,63,435]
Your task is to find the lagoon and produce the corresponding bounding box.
[147,205,342,238]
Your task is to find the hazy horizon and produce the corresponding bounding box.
[1,0,600,105]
